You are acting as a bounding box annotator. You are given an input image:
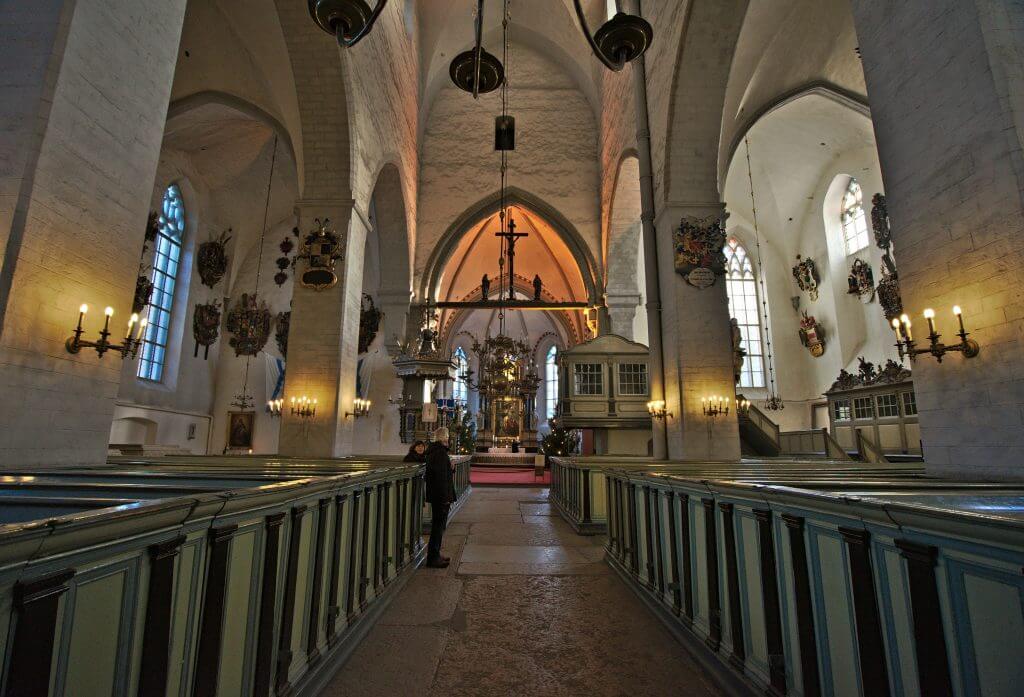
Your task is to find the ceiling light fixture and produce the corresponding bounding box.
[573,0,653,71]
[308,0,388,48]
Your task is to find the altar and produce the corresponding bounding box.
[468,334,541,451]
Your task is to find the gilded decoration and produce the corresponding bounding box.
[197,229,231,288]
[792,255,820,301]
[798,311,826,358]
[296,218,345,291]
[673,214,727,288]
[226,293,272,357]
[192,300,221,359]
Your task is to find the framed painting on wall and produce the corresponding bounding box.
[227,411,255,450]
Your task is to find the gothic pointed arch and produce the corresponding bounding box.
[419,187,601,304]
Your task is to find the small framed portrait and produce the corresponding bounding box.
[227,411,255,450]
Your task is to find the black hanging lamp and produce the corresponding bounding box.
[308,0,388,48]
[450,0,505,97]
[573,0,653,71]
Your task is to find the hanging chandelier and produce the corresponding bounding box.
[744,138,784,412]
[307,0,653,80]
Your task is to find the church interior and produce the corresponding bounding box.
[1,1,1023,695]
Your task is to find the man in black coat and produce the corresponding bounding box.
[424,427,455,568]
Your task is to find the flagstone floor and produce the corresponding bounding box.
[321,486,722,697]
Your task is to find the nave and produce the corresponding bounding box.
[324,486,720,697]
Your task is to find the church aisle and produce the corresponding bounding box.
[322,487,722,697]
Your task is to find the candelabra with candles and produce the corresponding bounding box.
[66,304,147,359]
[736,398,752,418]
[290,396,318,420]
[346,398,371,419]
[702,395,731,418]
[892,306,980,363]
[646,400,670,420]
[266,399,284,417]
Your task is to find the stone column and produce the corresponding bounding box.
[606,294,641,340]
[851,0,1024,479]
[279,201,367,458]
[0,0,187,466]
[655,204,740,461]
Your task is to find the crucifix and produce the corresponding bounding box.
[495,216,528,301]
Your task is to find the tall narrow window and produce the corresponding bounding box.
[545,346,559,421]
[724,237,765,388]
[841,178,870,255]
[138,185,185,382]
[453,347,468,404]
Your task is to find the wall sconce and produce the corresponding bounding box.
[702,395,731,418]
[66,305,146,359]
[893,306,980,363]
[646,400,671,420]
[736,399,752,418]
[346,398,371,419]
[290,396,317,420]
[266,399,283,417]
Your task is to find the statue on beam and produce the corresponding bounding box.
[481,274,490,301]
[533,274,543,301]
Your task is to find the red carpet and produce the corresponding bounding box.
[470,468,551,485]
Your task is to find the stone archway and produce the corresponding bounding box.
[419,187,602,306]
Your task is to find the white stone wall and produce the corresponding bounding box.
[416,41,602,286]
[851,0,1024,478]
[0,0,187,466]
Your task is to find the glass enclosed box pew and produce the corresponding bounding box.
[0,456,467,697]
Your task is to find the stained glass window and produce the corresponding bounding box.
[138,185,185,382]
[453,347,469,403]
[724,237,764,388]
[841,178,870,255]
[545,346,559,421]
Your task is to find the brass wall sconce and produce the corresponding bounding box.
[266,399,283,418]
[736,399,752,418]
[702,395,731,418]
[66,304,145,359]
[290,396,318,420]
[646,400,671,420]
[346,398,371,419]
[893,306,980,363]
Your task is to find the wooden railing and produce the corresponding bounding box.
[603,468,1024,697]
[777,428,853,461]
[738,397,781,454]
[549,457,607,534]
[0,457,461,697]
[855,428,890,464]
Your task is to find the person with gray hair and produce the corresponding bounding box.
[423,427,455,568]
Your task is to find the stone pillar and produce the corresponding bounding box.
[0,0,187,466]
[606,294,641,340]
[376,289,412,355]
[655,205,740,461]
[851,0,1024,479]
[279,201,367,458]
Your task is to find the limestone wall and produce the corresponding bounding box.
[0,0,187,466]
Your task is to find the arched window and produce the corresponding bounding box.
[724,237,765,388]
[841,178,870,255]
[453,347,469,403]
[138,185,185,382]
[545,345,559,421]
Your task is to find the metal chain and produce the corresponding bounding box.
[744,137,783,408]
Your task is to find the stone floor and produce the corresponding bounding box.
[322,486,722,697]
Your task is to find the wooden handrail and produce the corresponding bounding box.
[855,428,890,464]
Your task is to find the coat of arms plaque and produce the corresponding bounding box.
[673,214,727,288]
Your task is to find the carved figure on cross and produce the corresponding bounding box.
[495,216,528,301]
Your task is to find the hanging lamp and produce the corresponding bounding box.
[228,135,279,411]
[744,138,784,412]
[308,0,388,48]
